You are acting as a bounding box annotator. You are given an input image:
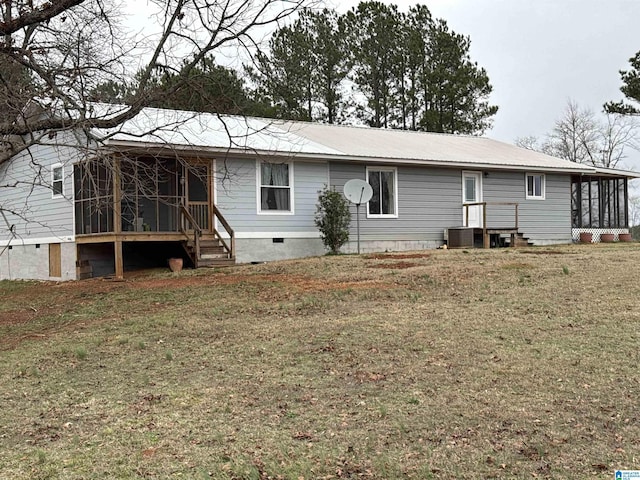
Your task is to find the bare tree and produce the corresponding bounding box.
[628,195,640,227]
[528,99,639,168]
[0,0,313,165]
[597,112,639,168]
[514,135,555,156]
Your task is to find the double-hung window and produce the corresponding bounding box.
[258,161,293,213]
[526,173,545,200]
[367,167,398,217]
[52,164,64,198]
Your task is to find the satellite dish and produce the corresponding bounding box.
[343,179,373,255]
[343,179,373,205]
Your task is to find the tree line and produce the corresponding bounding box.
[92,2,499,135]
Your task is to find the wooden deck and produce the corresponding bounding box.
[76,202,236,278]
[463,202,531,248]
[473,227,528,248]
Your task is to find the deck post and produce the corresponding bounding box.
[482,203,489,248]
[482,202,487,229]
[113,157,124,279]
[113,156,122,235]
[114,240,123,279]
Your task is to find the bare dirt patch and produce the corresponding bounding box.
[0,309,37,326]
[519,249,576,255]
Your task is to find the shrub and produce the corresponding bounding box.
[315,187,351,255]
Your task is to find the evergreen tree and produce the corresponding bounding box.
[344,1,401,128]
[422,19,497,134]
[249,21,314,121]
[248,8,351,123]
[307,9,352,124]
[606,51,640,115]
[404,4,433,130]
[91,57,269,117]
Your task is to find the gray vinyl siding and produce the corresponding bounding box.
[0,137,78,241]
[330,162,462,241]
[215,158,328,234]
[330,163,572,244]
[484,171,571,242]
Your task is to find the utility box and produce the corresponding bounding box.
[447,227,474,248]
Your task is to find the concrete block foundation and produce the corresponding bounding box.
[0,241,76,281]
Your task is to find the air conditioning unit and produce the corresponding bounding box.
[447,227,474,248]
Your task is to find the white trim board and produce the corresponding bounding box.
[219,231,321,239]
[0,236,75,247]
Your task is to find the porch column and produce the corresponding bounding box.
[113,156,124,279]
[114,240,123,279]
[113,155,122,234]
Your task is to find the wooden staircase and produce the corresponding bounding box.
[183,235,235,268]
[464,202,534,249]
[179,203,236,269]
[478,228,534,248]
[504,232,534,248]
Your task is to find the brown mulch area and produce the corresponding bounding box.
[369,262,419,269]
[364,253,432,260]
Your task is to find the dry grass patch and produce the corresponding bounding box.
[1,244,639,479]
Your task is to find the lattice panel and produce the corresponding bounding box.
[572,228,630,242]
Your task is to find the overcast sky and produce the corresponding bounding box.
[329,0,640,168]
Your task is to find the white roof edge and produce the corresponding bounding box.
[593,166,640,179]
[104,139,596,174]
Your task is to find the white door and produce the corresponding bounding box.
[462,171,483,227]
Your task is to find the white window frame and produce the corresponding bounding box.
[51,163,64,198]
[366,166,398,218]
[525,173,545,200]
[256,160,295,215]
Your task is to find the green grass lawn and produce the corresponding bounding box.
[1,244,639,479]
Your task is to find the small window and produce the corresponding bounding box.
[367,167,398,217]
[258,161,293,214]
[526,173,545,200]
[52,164,64,198]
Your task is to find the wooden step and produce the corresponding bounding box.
[197,257,236,268]
[185,240,224,248]
[200,245,226,254]
[506,234,534,247]
[182,236,235,268]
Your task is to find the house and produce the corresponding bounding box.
[0,106,638,281]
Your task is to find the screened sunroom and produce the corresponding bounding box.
[72,154,234,278]
[571,175,628,229]
[570,170,635,241]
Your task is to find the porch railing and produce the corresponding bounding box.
[179,202,235,261]
[188,202,209,231]
[212,204,235,260]
[463,202,519,230]
[463,202,521,249]
[179,203,201,261]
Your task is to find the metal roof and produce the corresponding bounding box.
[100,106,626,175]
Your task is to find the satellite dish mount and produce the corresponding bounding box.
[343,179,373,254]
